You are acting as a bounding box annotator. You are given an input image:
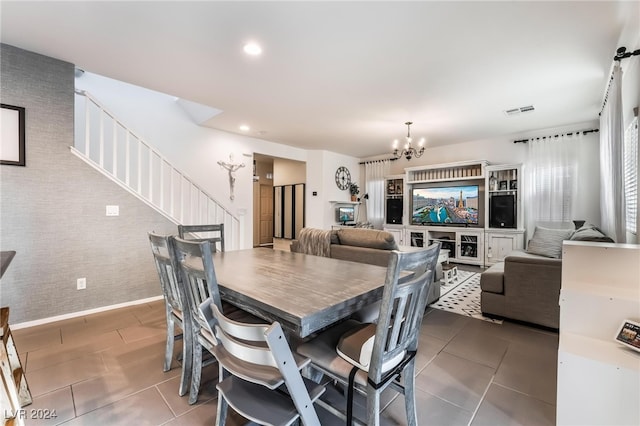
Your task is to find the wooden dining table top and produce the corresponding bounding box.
[212,248,389,338]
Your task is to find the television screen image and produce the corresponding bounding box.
[336,206,355,224]
[412,185,479,225]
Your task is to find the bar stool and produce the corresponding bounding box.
[442,263,459,285]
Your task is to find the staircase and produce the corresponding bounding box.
[73,90,241,249]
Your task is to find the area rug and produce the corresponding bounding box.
[430,270,503,324]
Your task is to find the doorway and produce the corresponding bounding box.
[252,154,306,247]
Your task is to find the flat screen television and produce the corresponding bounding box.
[336,206,355,224]
[412,185,480,225]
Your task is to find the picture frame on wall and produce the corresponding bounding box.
[510,180,517,190]
[0,104,26,166]
[499,180,507,190]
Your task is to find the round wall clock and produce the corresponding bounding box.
[335,166,351,190]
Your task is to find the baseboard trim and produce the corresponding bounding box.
[11,295,164,330]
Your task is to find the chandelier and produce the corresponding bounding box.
[392,121,425,160]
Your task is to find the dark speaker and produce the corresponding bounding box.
[386,198,403,224]
[490,195,515,228]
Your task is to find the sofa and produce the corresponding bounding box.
[291,227,441,304]
[480,224,614,329]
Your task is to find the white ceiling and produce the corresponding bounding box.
[1,1,638,158]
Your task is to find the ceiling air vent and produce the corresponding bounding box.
[504,105,535,117]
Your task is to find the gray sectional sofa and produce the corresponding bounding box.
[480,224,614,329]
[291,227,441,304]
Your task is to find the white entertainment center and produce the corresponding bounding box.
[383,160,525,267]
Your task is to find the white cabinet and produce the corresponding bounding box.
[485,230,524,265]
[485,163,523,230]
[404,226,484,266]
[557,242,640,426]
[457,231,483,265]
[384,175,404,225]
[405,160,487,183]
[383,226,405,246]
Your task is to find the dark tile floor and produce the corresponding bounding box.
[14,296,558,425]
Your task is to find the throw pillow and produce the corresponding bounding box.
[569,224,615,243]
[526,226,573,258]
[337,228,398,250]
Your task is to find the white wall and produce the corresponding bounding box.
[76,72,321,247]
[273,158,306,186]
[305,150,361,229]
[76,72,366,237]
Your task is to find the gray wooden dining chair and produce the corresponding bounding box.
[178,223,225,253]
[200,300,325,426]
[171,235,259,405]
[296,243,441,426]
[148,232,192,397]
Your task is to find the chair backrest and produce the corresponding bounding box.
[207,301,321,425]
[148,232,185,313]
[171,236,224,335]
[178,224,225,253]
[368,242,441,385]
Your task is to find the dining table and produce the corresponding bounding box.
[212,248,390,338]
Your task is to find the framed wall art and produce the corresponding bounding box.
[0,104,26,166]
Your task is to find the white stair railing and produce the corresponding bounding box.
[72,89,241,250]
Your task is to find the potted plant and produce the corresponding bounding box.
[349,182,360,202]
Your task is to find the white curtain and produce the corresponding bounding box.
[364,160,390,229]
[599,64,627,243]
[524,134,580,236]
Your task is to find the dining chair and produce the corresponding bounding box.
[177,223,225,253]
[171,236,259,405]
[200,299,325,426]
[296,242,441,426]
[148,232,192,397]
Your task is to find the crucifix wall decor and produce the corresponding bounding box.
[217,154,245,201]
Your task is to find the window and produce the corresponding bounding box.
[525,135,580,233]
[624,117,638,234]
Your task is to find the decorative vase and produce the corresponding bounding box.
[489,173,497,191]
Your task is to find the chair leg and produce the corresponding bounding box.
[403,361,418,426]
[189,338,202,405]
[164,311,174,372]
[366,386,381,426]
[178,320,193,397]
[215,392,229,426]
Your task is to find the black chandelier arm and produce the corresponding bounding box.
[393,145,424,160]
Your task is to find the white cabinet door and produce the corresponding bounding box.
[384,228,404,246]
[456,231,483,265]
[485,231,524,265]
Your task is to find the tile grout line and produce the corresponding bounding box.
[466,334,511,425]
[467,373,496,426]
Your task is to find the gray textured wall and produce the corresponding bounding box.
[0,44,176,324]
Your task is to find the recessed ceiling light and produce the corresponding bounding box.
[243,42,262,56]
[239,124,250,132]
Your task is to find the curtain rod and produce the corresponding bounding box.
[614,46,640,62]
[599,46,639,115]
[513,128,599,144]
[359,158,398,165]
